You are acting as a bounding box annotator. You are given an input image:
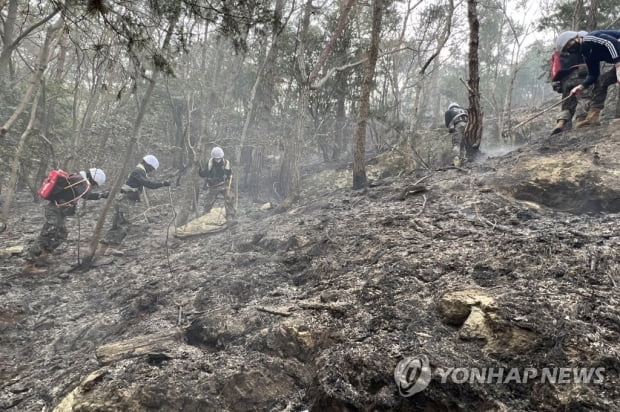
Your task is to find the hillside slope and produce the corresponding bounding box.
[1,123,620,411]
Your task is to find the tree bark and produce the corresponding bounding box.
[463,0,482,160]
[353,0,384,190]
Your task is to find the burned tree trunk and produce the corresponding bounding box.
[463,0,482,161]
[353,0,384,189]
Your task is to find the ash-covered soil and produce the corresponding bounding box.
[1,125,620,411]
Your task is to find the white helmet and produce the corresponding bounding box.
[448,102,460,110]
[143,155,159,170]
[556,31,578,51]
[88,168,106,186]
[211,147,224,159]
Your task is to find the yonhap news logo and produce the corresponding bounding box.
[394,355,605,397]
[394,355,432,396]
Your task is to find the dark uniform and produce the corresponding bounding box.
[581,31,620,115]
[444,104,468,154]
[551,51,590,134]
[102,163,169,247]
[27,173,105,264]
[199,158,236,219]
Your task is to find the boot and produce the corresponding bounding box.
[576,108,601,128]
[22,261,46,275]
[551,119,567,135]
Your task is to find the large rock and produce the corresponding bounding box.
[439,289,536,353]
[438,289,497,327]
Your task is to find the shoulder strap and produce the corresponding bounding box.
[55,175,91,207]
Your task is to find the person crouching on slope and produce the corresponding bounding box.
[556,30,620,128]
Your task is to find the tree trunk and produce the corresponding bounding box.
[279,0,312,201]
[406,0,453,167]
[586,0,598,31]
[308,0,357,87]
[353,0,384,190]
[84,11,181,265]
[0,15,63,138]
[1,89,40,226]
[571,0,583,31]
[236,0,285,168]
[256,0,285,124]
[280,0,357,201]
[0,0,19,85]
[463,0,483,160]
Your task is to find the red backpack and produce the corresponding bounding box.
[549,50,562,81]
[38,169,69,200]
[38,170,91,206]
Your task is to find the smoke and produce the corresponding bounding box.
[481,143,518,158]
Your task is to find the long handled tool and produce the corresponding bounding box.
[508,96,572,132]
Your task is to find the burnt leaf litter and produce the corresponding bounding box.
[1,122,620,411]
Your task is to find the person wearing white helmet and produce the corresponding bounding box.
[23,167,109,274]
[444,103,468,155]
[198,146,236,220]
[99,155,170,256]
[556,29,620,128]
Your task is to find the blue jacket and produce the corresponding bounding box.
[580,30,620,87]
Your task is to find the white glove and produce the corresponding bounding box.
[570,84,585,96]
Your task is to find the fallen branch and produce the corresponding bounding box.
[256,306,293,317]
[415,194,428,217]
[299,301,348,316]
[506,96,571,132]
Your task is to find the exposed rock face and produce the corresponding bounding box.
[1,123,620,411]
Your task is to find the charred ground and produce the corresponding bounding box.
[1,123,620,411]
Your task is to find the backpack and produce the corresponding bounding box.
[549,50,585,82]
[38,170,91,206]
[549,50,562,81]
[38,169,69,200]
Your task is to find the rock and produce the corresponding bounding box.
[459,306,492,341]
[53,369,108,412]
[0,245,24,258]
[439,289,537,353]
[185,309,249,350]
[438,289,497,326]
[287,234,311,249]
[249,321,324,362]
